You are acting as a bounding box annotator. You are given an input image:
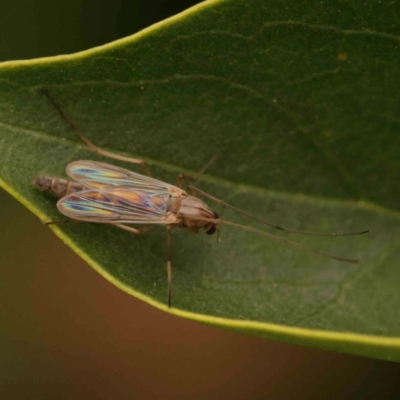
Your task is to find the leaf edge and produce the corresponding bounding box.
[2,178,400,362]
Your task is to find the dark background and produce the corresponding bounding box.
[1,1,400,399]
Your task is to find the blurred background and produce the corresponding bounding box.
[1,1,400,399]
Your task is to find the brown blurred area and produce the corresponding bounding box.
[1,1,400,399]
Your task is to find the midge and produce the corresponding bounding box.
[34,90,369,307]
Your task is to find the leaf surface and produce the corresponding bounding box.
[1,0,400,360]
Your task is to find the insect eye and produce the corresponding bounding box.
[206,224,217,235]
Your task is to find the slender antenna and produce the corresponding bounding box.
[194,217,359,264]
[188,186,369,237]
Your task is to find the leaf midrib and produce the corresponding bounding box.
[2,119,400,222]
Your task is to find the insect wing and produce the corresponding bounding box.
[57,187,171,224]
[66,160,179,196]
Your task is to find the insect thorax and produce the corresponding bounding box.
[176,195,216,232]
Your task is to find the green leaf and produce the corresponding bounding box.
[1,0,400,361]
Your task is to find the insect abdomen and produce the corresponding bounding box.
[33,176,83,198]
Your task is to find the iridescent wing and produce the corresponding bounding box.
[66,160,183,197]
[57,187,174,224]
[58,160,184,224]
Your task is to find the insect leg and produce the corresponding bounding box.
[46,220,148,235]
[187,186,369,237]
[177,154,218,188]
[177,173,194,188]
[45,219,80,226]
[73,133,151,176]
[112,224,149,235]
[40,89,151,175]
[166,225,173,307]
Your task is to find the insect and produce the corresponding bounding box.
[34,90,369,307]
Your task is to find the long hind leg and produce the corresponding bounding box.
[45,220,148,235]
[40,89,150,175]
